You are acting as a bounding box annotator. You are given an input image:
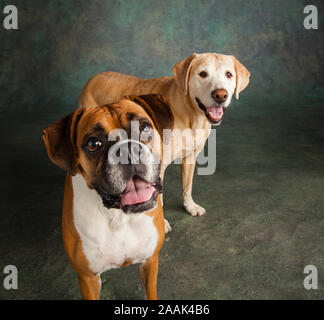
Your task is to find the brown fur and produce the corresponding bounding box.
[42,96,170,300]
[78,53,250,216]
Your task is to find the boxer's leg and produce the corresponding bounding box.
[77,272,101,300]
[140,255,159,300]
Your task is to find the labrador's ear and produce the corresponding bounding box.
[42,108,85,174]
[126,94,174,140]
[172,53,197,95]
[231,56,250,99]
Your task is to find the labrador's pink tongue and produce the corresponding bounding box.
[121,177,155,206]
[206,106,223,121]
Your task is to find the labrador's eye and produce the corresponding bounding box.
[199,71,208,78]
[226,71,233,78]
[87,137,102,152]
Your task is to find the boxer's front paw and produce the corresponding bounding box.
[184,199,206,216]
[164,218,172,233]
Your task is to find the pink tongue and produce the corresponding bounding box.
[206,106,223,121]
[121,177,155,206]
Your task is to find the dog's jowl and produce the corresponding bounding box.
[42,95,173,300]
[79,52,250,217]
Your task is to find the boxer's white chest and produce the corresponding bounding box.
[71,174,158,275]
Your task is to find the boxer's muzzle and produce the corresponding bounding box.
[93,139,162,214]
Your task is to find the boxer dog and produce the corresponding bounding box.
[78,53,250,217]
[42,94,173,300]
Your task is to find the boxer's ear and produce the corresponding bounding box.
[42,108,85,174]
[172,53,197,95]
[231,56,250,99]
[126,94,174,140]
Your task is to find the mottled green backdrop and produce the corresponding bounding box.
[1,0,324,116]
[0,0,323,300]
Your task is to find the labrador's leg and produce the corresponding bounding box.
[181,151,206,216]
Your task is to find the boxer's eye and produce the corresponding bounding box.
[139,121,153,140]
[140,122,152,133]
[199,71,208,78]
[87,137,102,152]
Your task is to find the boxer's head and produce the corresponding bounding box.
[42,94,173,214]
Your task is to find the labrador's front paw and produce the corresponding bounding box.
[184,199,206,216]
[164,218,172,233]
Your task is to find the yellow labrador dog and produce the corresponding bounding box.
[79,53,250,217]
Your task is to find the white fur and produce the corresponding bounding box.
[189,54,236,110]
[72,174,159,275]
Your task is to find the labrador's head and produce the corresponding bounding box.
[173,52,250,125]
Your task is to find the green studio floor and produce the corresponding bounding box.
[1,0,324,301]
[0,100,323,300]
